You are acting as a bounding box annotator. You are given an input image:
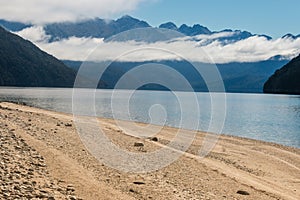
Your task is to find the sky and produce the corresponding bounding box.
[129,0,300,38]
[1,0,300,38]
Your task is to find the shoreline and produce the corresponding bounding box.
[3,99,300,150]
[0,102,299,199]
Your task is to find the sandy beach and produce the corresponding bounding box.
[0,102,299,200]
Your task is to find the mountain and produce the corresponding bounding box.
[178,24,211,36]
[63,59,288,93]
[0,16,273,43]
[159,22,178,30]
[44,16,271,43]
[43,15,269,42]
[281,33,300,39]
[264,54,300,94]
[0,26,76,87]
[44,15,150,41]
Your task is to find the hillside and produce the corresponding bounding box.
[0,26,76,87]
[63,59,287,93]
[264,54,300,94]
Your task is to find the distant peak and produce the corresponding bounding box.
[178,23,211,36]
[268,54,290,61]
[282,33,297,39]
[121,15,132,18]
[119,15,136,20]
[116,15,149,25]
[179,24,189,29]
[159,22,177,30]
[220,29,233,32]
[193,24,204,28]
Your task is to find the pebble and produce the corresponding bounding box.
[0,115,80,200]
[237,190,250,195]
[134,142,144,147]
[65,123,72,127]
[149,137,158,142]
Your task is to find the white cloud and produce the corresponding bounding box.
[39,37,103,61]
[14,26,50,42]
[193,31,236,40]
[0,0,147,24]
[15,27,300,63]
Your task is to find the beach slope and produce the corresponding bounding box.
[0,102,299,200]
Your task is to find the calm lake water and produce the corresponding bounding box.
[0,87,299,148]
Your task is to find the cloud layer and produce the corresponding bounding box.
[15,26,300,63]
[0,0,145,24]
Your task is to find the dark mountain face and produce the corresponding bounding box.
[264,54,300,94]
[64,59,287,93]
[0,26,76,87]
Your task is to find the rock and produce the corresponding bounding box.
[40,189,48,193]
[134,142,144,147]
[65,123,72,127]
[133,181,145,185]
[67,187,75,192]
[237,190,250,195]
[129,188,135,193]
[68,195,77,200]
[149,137,158,142]
[37,163,46,167]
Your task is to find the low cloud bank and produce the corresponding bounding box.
[15,26,300,63]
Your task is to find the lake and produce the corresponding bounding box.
[0,87,299,148]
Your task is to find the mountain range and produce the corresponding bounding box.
[0,15,287,42]
[63,59,288,93]
[0,15,299,93]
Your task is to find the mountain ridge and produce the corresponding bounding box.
[63,58,288,93]
[0,15,280,42]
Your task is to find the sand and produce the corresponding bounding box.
[0,102,299,200]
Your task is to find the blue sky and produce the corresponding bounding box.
[130,0,300,38]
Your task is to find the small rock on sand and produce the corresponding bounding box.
[149,137,158,142]
[237,190,250,195]
[134,142,144,147]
